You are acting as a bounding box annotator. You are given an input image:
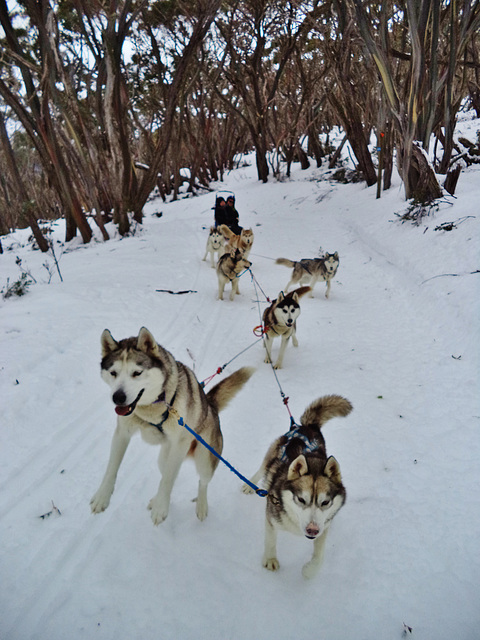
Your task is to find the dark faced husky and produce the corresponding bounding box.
[262,286,311,369]
[216,248,252,301]
[203,226,225,268]
[276,253,339,299]
[91,328,254,525]
[243,395,352,579]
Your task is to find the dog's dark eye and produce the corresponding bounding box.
[132,371,142,378]
[321,499,331,508]
[297,496,306,505]
[110,371,117,378]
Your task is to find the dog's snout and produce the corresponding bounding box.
[305,523,320,538]
[113,389,127,406]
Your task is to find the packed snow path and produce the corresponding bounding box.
[1,155,479,640]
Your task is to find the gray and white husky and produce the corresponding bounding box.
[91,327,254,525]
[262,286,310,369]
[203,226,225,268]
[276,253,339,298]
[216,248,252,301]
[243,395,352,579]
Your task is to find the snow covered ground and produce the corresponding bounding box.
[1,121,479,640]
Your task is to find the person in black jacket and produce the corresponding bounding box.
[223,195,242,234]
[214,197,227,227]
[214,195,242,234]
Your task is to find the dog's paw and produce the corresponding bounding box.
[148,497,169,526]
[242,483,255,495]
[273,363,282,370]
[90,489,112,514]
[196,499,208,521]
[263,557,280,572]
[302,561,320,580]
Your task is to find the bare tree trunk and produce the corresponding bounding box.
[351,0,442,201]
[252,128,270,183]
[134,1,221,216]
[329,92,377,185]
[398,142,443,202]
[0,0,93,243]
[383,122,394,191]
[0,110,49,251]
[306,112,325,168]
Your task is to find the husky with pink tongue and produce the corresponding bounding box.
[91,327,254,526]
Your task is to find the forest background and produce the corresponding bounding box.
[0,0,479,248]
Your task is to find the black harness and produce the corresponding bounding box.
[279,423,319,461]
[148,389,178,433]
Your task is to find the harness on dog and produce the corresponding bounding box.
[279,423,318,461]
[253,321,279,337]
[300,260,313,275]
[148,389,178,433]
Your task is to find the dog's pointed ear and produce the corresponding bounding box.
[277,291,285,302]
[291,291,299,303]
[287,454,309,481]
[101,329,118,357]
[333,252,339,260]
[137,327,160,356]
[324,456,342,484]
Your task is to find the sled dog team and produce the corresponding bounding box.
[203,223,339,306]
[91,220,351,580]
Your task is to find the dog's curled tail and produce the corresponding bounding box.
[300,395,353,429]
[207,367,255,413]
[276,258,295,268]
[290,285,312,299]
[218,224,234,239]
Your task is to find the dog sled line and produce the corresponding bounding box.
[91,214,349,578]
[92,326,353,579]
[92,251,349,579]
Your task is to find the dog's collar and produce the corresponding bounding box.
[280,424,318,461]
[263,319,282,336]
[148,389,177,433]
[153,391,167,405]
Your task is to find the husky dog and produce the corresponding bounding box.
[203,227,225,268]
[276,253,339,298]
[216,248,252,301]
[91,327,254,525]
[243,395,352,579]
[219,224,255,258]
[262,286,311,369]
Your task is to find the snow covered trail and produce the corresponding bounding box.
[1,155,479,640]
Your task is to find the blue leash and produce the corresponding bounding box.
[165,403,268,498]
